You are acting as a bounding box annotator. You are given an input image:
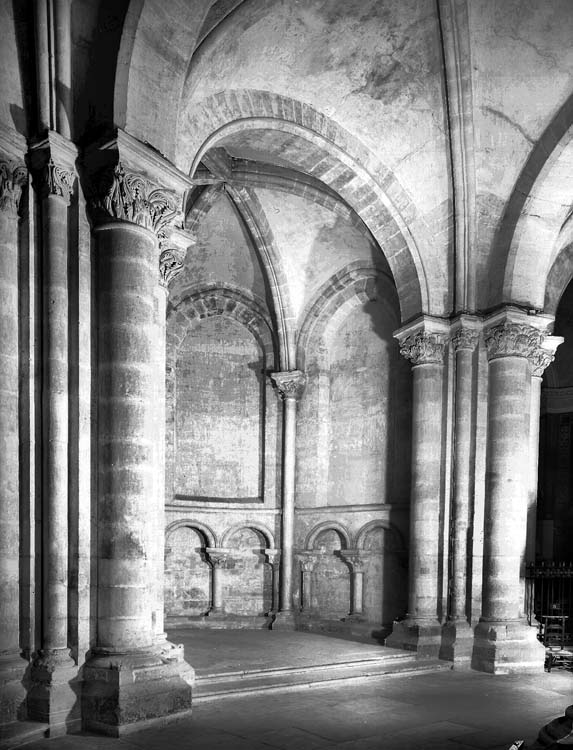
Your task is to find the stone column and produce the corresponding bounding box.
[472,310,556,674]
[205,548,230,615]
[441,317,480,665]
[270,370,306,629]
[386,317,449,657]
[153,233,191,645]
[340,551,368,618]
[526,339,562,569]
[264,549,281,615]
[298,554,317,613]
[27,134,79,734]
[0,148,28,726]
[81,135,194,735]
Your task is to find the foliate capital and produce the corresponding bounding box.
[88,162,179,239]
[270,370,306,400]
[484,323,543,362]
[399,331,446,366]
[530,335,563,378]
[36,158,75,203]
[297,553,318,573]
[28,132,77,205]
[340,550,368,573]
[451,327,480,353]
[159,227,195,287]
[205,547,231,567]
[0,158,27,215]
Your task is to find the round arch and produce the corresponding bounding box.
[178,95,430,322]
[355,520,406,552]
[167,285,277,370]
[220,522,276,550]
[498,95,573,311]
[297,263,400,372]
[304,521,352,551]
[165,519,217,549]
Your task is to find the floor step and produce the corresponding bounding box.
[194,656,451,701]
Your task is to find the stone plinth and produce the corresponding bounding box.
[472,620,544,674]
[82,648,194,736]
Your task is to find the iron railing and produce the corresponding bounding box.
[525,562,573,640]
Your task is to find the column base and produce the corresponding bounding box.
[385,618,442,658]
[0,653,28,725]
[440,620,474,667]
[82,643,194,736]
[471,620,545,674]
[26,650,80,736]
[270,610,297,631]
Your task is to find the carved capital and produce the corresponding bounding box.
[399,331,446,366]
[159,248,185,286]
[264,548,281,566]
[340,550,368,573]
[451,328,480,353]
[530,335,563,378]
[298,554,318,573]
[271,370,306,400]
[484,323,543,362]
[0,158,27,215]
[205,547,231,568]
[159,228,194,287]
[35,158,74,203]
[88,162,179,239]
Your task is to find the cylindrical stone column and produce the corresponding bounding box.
[270,370,306,627]
[481,324,540,623]
[298,555,317,613]
[449,325,480,623]
[264,549,281,614]
[152,240,188,643]
[473,317,553,673]
[206,548,229,614]
[526,339,561,568]
[39,161,75,657]
[402,332,446,621]
[82,149,193,736]
[341,551,367,617]
[0,155,27,719]
[95,220,159,652]
[27,135,80,732]
[386,323,447,657]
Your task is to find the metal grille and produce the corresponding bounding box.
[525,562,573,642]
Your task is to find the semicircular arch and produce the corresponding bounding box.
[220,522,276,549]
[165,519,217,548]
[177,93,432,321]
[304,521,352,551]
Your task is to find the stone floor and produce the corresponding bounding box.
[18,631,573,750]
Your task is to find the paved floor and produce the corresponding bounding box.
[177,629,400,675]
[19,631,573,750]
